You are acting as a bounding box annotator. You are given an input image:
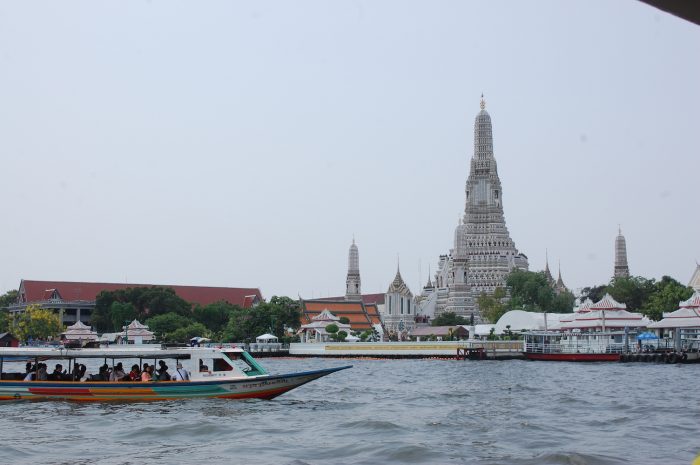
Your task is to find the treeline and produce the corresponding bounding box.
[581,275,692,321]
[477,270,693,323]
[478,270,576,323]
[91,287,300,343]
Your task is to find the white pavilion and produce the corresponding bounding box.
[297,309,351,343]
[552,294,649,331]
[61,321,98,342]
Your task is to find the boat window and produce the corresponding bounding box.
[223,352,267,376]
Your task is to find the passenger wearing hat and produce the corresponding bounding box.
[172,362,190,381]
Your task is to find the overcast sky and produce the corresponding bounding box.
[1,1,698,299]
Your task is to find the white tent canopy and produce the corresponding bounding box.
[495,310,566,333]
[256,333,279,343]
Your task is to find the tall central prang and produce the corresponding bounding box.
[424,96,528,323]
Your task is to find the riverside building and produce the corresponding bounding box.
[421,97,528,323]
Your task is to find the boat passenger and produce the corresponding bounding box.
[172,362,190,381]
[23,370,35,381]
[47,364,65,381]
[72,363,82,381]
[93,364,111,381]
[157,361,170,381]
[141,365,153,382]
[78,364,88,382]
[36,363,48,381]
[128,364,141,381]
[110,363,126,382]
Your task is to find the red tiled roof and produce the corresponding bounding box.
[316,293,386,305]
[301,299,375,330]
[18,280,263,308]
[365,304,383,325]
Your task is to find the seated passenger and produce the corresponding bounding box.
[128,364,141,381]
[172,362,190,381]
[110,362,126,382]
[78,364,88,382]
[36,363,48,381]
[157,361,170,381]
[23,370,36,381]
[47,364,65,381]
[94,364,110,381]
[141,365,153,382]
[72,363,82,381]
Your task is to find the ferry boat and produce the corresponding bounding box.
[0,345,350,402]
[522,331,628,362]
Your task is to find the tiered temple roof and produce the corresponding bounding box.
[301,299,381,331]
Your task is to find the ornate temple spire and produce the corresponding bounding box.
[556,261,566,288]
[473,94,494,161]
[544,250,554,284]
[425,265,433,289]
[387,264,412,296]
[345,238,361,300]
[614,227,630,278]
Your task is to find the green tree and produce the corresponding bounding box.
[432,312,468,326]
[110,302,138,332]
[93,286,192,331]
[642,276,693,321]
[12,305,63,342]
[193,301,240,337]
[605,276,656,311]
[507,270,554,311]
[338,317,350,324]
[550,291,576,313]
[334,330,347,342]
[221,296,300,343]
[168,322,209,343]
[145,312,194,340]
[478,287,507,323]
[325,324,339,335]
[580,285,606,303]
[0,310,8,333]
[0,290,18,309]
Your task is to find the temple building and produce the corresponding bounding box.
[423,97,528,322]
[544,253,568,295]
[614,227,630,278]
[345,239,362,300]
[382,265,415,336]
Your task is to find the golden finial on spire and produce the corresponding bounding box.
[480,93,485,110]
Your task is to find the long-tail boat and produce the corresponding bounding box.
[0,345,350,402]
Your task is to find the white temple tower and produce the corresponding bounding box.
[431,96,528,322]
[614,227,630,278]
[345,238,362,300]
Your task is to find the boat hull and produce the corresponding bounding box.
[0,366,351,402]
[524,352,621,362]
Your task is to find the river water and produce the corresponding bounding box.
[0,358,698,465]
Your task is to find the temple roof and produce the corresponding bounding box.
[678,291,700,309]
[301,299,380,331]
[16,279,262,309]
[387,267,412,297]
[589,293,627,311]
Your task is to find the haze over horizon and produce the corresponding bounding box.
[1,1,699,299]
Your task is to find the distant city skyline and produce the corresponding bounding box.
[1,1,698,299]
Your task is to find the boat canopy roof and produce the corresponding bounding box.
[0,346,244,360]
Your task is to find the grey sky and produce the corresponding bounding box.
[1,1,698,299]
